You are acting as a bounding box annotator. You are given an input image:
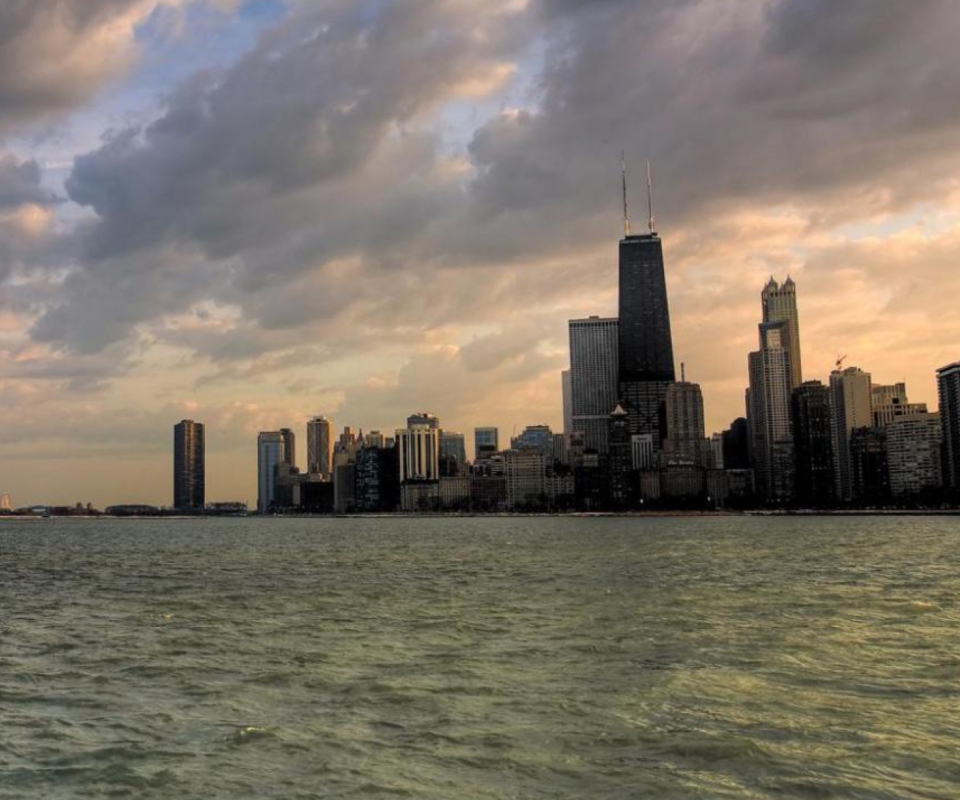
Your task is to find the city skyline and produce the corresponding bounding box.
[2,2,960,508]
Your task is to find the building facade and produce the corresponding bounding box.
[829,366,873,503]
[791,381,835,506]
[747,321,794,501]
[618,232,675,449]
[396,417,440,483]
[279,428,296,469]
[886,413,942,499]
[257,431,285,513]
[306,416,333,477]
[761,276,802,390]
[474,427,499,462]
[569,316,619,453]
[173,419,205,511]
[439,431,467,468]
[936,362,960,496]
[664,380,705,465]
[510,425,555,461]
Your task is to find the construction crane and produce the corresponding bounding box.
[835,354,847,371]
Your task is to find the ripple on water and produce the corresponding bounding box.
[2,515,960,799]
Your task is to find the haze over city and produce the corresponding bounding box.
[1,1,959,508]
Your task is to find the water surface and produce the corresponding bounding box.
[2,515,959,798]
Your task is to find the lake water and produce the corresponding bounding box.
[2,515,959,798]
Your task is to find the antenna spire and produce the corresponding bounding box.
[646,159,655,233]
[621,152,631,237]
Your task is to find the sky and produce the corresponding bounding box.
[2,0,960,509]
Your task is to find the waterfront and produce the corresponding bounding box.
[2,516,959,798]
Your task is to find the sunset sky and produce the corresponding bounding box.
[1,0,959,508]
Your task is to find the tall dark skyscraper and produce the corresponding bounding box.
[937,361,960,497]
[617,232,675,446]
[791,381,835,506]
[173,419,205,511]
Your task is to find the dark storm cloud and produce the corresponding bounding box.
[31,0,960,364]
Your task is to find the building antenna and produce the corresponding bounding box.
[681,362,686,382]
[621,152,631,237]
[646,159,655,233]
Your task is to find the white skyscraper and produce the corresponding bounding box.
[396,414,440,482]
[761,276,802,390]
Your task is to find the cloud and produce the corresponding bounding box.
[0,1,197,133]
[4,0,960,503]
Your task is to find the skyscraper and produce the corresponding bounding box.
[306,416,333,476]
[561,369,573,436]
[618,231,675,448]
[747,321,794,501]
[761,277,802,389]
[886,413,942,499]
[439,431,467,476]
[173,419,205,511]
[829,366,873,503]
[257,431,285,513]
[569,316,619,453]
[663,379,705,465]
[396,414,440,483]
[791,381,835,506]
[279,428,296,469]
[937,361,960,496]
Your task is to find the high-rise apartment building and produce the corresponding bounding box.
[173,419,205,511]
[618,232,675,448]
[850,427,889,506]
[886,413,942,499]
[761,277,802,389]
[306,416,333,476]
[829,366,873,503]
[569,316,619,453]
[747,321,794,501]
[257,431,285,513]
[791,381,835,506]
[937,361,960,495]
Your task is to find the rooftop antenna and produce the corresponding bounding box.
[621,152,631,237]
[681,362,686,382]
[646,159,655,233]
